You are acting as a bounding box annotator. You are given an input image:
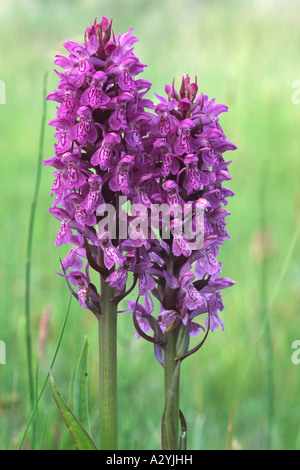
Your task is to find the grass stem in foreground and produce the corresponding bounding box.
[24,72,48,445]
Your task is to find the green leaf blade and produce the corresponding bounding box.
[49,370,97,451]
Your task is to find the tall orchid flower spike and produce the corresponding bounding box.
[44,17,156,450]
[125,74,237,450]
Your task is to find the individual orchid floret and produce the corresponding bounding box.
[173,119,194,155]
[98,232,124,270]
[61,234,86,271]
[193,93,228,128]
[153,139,180,177]
[108,154,134,195]
[90,132,120,169]
[81,174,104,214]
[66,269,99,309]
[163,180,184,217]
[182,153,210,194]
[49,206,79,247]
[47,82,81,121]
[152,94,179,137]
[108,92,133,131]
[80,70,110,108]
[70,106,98,143]
[166,270,206,313]
[194,246,220,278]
[105,252,135,291]
[61,36,100,76]
[64,192,97,229]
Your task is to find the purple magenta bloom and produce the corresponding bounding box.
[194,247,220,278]
[90,132,120,169]
[81,174,104,214]
[180,272,206,311]
[45,17,157,316]
[80,71,110,109]
[70,106,98,143]
[108,92,133,131]
[108,155,134,195]
[105,252,135,291]
[183,153,210,194]
[173,119,193,155]
[98,233,125,270]
[62,234,86,271]
[154,139,180,177]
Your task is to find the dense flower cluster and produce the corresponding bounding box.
[44,17,155,315]
[120,76,237,359]
[45,17,236,351]
[142,76,237,336]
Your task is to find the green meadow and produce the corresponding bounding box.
[0,0,300,450]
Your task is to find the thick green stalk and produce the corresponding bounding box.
[163,327,180,449]
[98,279,118,450]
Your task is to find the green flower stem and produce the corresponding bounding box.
[163,326,180,449]
[98,278,118,450]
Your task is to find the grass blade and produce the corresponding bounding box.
[17,295,72,450]
[25,71,48,413]
[49,371,97,451]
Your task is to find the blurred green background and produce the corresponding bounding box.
[0,0,300,450]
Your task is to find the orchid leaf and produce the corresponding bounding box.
[49,370,97,450]
[178,409,187,450]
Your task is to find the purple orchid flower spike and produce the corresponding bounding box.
[117,75,236,450]
[45,17,158,450]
